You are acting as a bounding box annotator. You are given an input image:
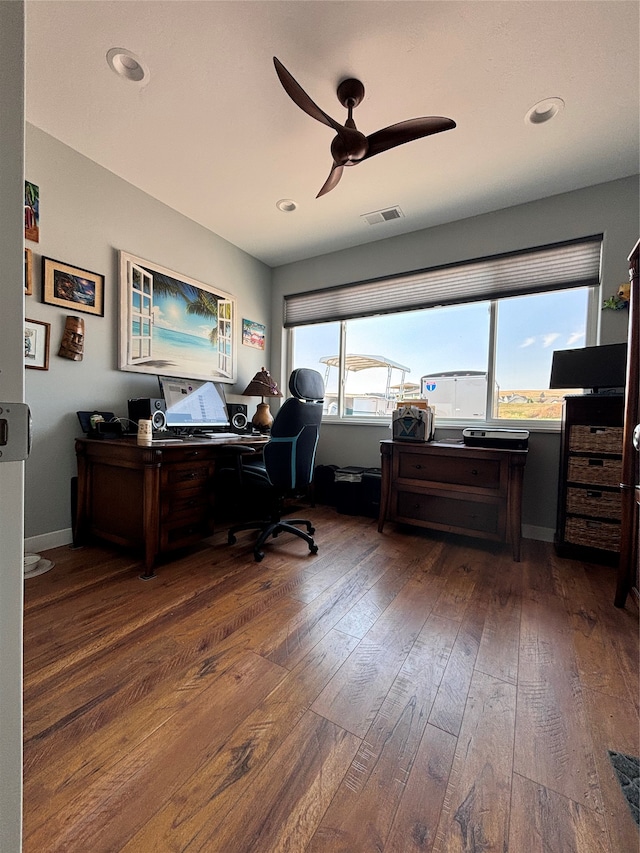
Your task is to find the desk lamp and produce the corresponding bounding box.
[242,367,282,432]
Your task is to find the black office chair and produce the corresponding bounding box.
[227,368,324,561]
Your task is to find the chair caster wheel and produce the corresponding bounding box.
[228,533,236,545]
[254,551,265,562]
[310,544,319,555]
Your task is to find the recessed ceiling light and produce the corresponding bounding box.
[525,97,565,125]
[276,199,298,212]
[106,48,149,84]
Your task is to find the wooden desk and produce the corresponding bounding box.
[75,436,267,577]
[378,439,527,561]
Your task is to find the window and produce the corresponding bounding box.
[286,237,601,424]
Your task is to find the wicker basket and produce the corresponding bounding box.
[569,425,623,453]
[564,516,621,551]
[567,456,622,487]
[566,486,621,518]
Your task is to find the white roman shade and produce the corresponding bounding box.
[283,235,603,327]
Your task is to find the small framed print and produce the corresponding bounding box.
[242,319,266,350]
[25,181,39,242]
[25,248,33,295]
[25,318,50,370]
[42,257,104,316]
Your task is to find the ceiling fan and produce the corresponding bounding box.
[273,57,456,198]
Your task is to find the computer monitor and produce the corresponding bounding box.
[549,343,627,394]
[158,375,230,431]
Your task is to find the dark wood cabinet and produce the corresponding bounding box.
[555,395,624,562]
[378,439,527,560]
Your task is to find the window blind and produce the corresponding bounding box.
[283,235,602,327]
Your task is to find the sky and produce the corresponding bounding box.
[294,287,590,395]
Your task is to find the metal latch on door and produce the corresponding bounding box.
[0,403,31,461]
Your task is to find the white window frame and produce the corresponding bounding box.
[285,237,602,431]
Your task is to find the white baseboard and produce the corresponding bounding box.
[25,528,73,553]
[522,524,555,543]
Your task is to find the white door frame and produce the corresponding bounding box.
[0,3,26,851]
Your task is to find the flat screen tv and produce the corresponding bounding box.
[549,342,627,394]
[158,375,230,431]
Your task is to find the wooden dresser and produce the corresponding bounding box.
[555,395,624,563]
[378,439,527,560]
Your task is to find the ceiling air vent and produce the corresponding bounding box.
[361,206,404,226]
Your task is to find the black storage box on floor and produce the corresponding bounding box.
[361,467,382,518]
[313,464,339,505]
[334,466,382,516]
[334,466,365,515]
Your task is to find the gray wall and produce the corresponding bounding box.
[271,175,640,537]
[25,124,272,547]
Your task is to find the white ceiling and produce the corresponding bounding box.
[26,1,639,268]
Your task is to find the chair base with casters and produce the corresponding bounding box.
[225,367,325,563]
[227,504,318,563]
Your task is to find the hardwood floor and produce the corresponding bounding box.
[23,507,639,852]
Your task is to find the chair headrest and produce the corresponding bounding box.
[289,368,324,402]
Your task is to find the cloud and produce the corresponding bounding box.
[520,337,536,348]
[567,331,585,346]
[542,333,561,348]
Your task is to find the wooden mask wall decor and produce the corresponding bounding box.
[58,315,85,361]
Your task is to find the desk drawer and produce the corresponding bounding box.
[396,489,502,537]
[397,452,502,491]
[164,486,211,516]
[163,462,214,489]
[567,456,622,487]
[161,516,213,550]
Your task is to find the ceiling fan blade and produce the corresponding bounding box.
[363,116,456,160]
[273,57,344,133]
[316,163,344,198]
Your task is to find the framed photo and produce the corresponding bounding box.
[24,318,50,370]
[25,181,39,243]
[25,248,33,295]
[42,257,104,316]
[242,319,265,350]
[118,251,236,382]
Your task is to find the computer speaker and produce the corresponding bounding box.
[227,403,250,433]
[128,397,165,426]
[151,409,167,431]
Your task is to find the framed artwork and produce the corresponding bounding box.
[25,248,33,295]
[118,251,236,382]
[242,319,265,350]
[25,181,39,243]
[42,257,104,316]
[24,318,50,370]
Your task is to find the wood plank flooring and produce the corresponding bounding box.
[23,507,639,852]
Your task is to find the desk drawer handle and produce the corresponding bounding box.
[413,464,423,470]
[588,459,604,467]
[471,469,478,476]
[586,490,602,499]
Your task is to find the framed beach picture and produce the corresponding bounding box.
[242,319,265,350]
[24,318,50,370]
[118,251,236,382]
[42,257,104,316]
